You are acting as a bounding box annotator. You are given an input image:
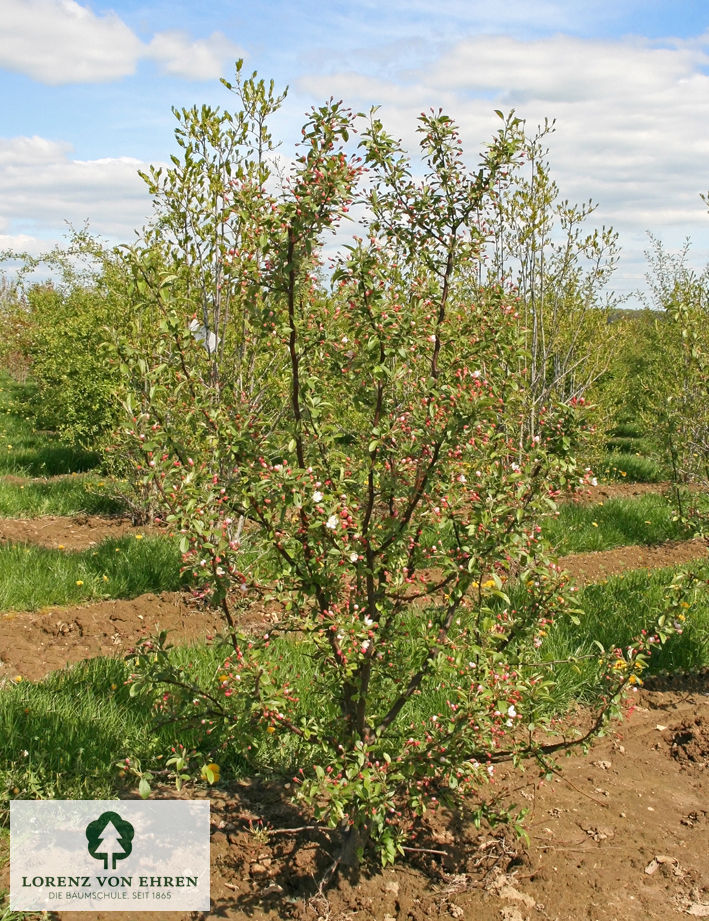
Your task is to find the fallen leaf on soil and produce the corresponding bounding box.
[489,872,536,908]
[645,855,682,876]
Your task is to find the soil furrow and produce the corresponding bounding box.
[0,514,150,549]
[0,536,706,683]
[561,536,708,585]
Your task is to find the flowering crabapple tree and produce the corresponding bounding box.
[125,77,638,871]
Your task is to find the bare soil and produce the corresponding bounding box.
[0,514,154,550]
[0,593,225,681]
[1,507,708,920]
[0,531,705,682]
[561,537,708,586]
[0,512,705,681]
[2,688,705,921]
[572,480,673,503]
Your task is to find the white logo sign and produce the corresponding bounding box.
[11,800,210,911]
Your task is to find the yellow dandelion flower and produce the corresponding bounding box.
[200,763,220,783]
[76,580,84,586]
[135,534,143,540]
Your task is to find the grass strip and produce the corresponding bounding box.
[609,421,645,439]
[0,475,125,517]
[598,451,666,483]
[538,558,709,710]
[0,535,184,611]
[0,655,249,817]
[545,493,693,554]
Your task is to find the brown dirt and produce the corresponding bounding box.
[0,514,154,550]
[2,688,706,921]
[0,593,225,682]
[561,537,708,586]
[570,480,672,503]
[0,534,706,682]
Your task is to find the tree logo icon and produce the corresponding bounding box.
[85,811,135,870]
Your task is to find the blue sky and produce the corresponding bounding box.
[3,0,709,301]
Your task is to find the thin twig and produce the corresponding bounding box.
[402,845,449,856]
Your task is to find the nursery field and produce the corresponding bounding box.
[1,73,709,920]
[0,378,707,921]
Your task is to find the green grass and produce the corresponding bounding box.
[0,536,184,612]
[537,559,709,710]
[598,451,666,483]
[0,444,99,477]
[0,655,247,821]
[595,412,668,484]
[545,493,691,554]
[609,421,644,439]
[604,436,656,455]
[0,475,125,517]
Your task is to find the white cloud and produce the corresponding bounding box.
[426,34,708,101]
[0,0,242,85]
[147,31,243,82]
[297,31,709,297]
[0,136,152,247]
[0,0,142,84]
